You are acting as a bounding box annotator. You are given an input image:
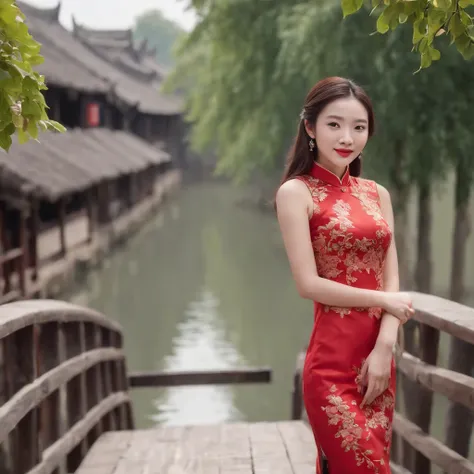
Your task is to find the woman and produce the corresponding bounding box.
[275,77,414,474]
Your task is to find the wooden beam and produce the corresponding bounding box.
[397,351,474,411]
[30,198,39,281]
[128,368,272,388]
[0,347,124,443]
[393,412,474,474]
[409,292,474,345]
[27,392,130,474]
[390,462,413,474]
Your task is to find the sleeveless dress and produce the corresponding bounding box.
[297,162,396,474]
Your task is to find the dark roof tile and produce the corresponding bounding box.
[0,128,171,201]
[19,2,183,115]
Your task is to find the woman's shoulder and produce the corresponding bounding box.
[351,176,391,202]
[276,176,317,208]
[277,177,310,198]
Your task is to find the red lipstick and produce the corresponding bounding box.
[334,148,353,158]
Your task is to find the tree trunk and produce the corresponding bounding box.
[403,180,434,473]
[392,185,410,290]
[390,141,412,290]
[445,166,473,457]
[414,181,432,294]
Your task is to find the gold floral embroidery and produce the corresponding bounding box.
[353,361,395,449]
[350,179,386,227]
[303,176,392,317]
[322,385,386,472]
[323,305,351,318]
[354,307,382,319]
[301,176,329,215]
[322,370,395,471]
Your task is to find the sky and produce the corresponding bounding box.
[24,0,198,31]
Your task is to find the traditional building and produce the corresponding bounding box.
[70,19,187,167]
[0,2,185,303]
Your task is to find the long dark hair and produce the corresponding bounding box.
[280,77,375,185]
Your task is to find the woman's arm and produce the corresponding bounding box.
[359,183,412,407]
[276,180,388,309]
[374,183,403,350]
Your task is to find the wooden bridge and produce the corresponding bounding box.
[1,293,474,474]
[0,299,313,474]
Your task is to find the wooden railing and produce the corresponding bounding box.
[290,292,474,474]
[0,300,133,474]
[0,299,273,474]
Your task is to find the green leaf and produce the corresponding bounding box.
[0,5,18,25]
[431,47,441,60]
[467,25,474,41]
[0,1,66,152]
[433,0,452,9]
[377,12,390,33]
[27,119,38,139]
[0,131,12,151]
[47,120,67,133]
[341,0,364,18]
[17,128,29,145]
[4,122,15,136]
[449,14,466,39]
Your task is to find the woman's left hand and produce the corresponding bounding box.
[358,343,393,408]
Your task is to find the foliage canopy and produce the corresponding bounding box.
[0,0,65,152]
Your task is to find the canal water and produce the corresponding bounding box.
[69,181,312,428]
[67,180,474,464]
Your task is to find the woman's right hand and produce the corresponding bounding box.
[380,292,415,323]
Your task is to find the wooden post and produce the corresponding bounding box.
[79,93,87,128]
[37,323,58,462]
[0,339,12,474]
[146,115,153,142]
[1,205,11,295]
[58,199,66,257]
[410,325,439,474]
[86,189,94,243]
[18,208,26,297]
[123,113,131,132]
[30,198,39,282]
[15,326,40,472]
[65,322,88,472]
[57,323,68,474]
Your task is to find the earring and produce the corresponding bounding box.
[309,138,315,151]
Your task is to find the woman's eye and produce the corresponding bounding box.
[328,122,339,128]
[355,125,366,131]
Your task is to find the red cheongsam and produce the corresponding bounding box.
[297,162,396,474]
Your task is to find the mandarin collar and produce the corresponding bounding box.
[310,162,351,187]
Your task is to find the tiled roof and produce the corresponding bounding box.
[19,1,183,115]
[0,128,171,201]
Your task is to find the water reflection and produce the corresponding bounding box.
[70,182,311,428]
[152,288,243,425]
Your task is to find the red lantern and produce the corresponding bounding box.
[86,103,100,127]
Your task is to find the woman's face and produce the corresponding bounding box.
[305,96,369,178]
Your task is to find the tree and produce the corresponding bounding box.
[166,0,313,183]
[342,0,474,69]
[0,0,65,152]
[134,10,185,67]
